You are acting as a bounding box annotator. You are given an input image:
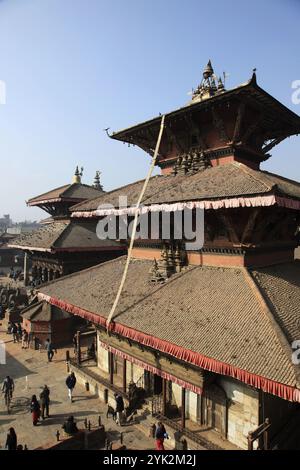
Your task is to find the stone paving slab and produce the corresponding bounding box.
[0,324,156,450]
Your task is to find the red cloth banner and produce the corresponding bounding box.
[37,292,299,403]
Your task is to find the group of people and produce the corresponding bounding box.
[30,385,51,425]
[2,371,171,450]
[28,372,77,426]
[7,322,29,348]
[9,268,23,281]
[2,371,77,437]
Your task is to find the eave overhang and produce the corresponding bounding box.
[110,78,300,156]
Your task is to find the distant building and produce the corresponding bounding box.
[0,214,12,231]
[0,231,24,271]
[9,167,126,284]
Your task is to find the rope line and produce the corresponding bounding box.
[106,115,165,332]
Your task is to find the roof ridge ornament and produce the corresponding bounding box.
[93,171,103,191]
[72,166,84,184]
[192,60,227,103]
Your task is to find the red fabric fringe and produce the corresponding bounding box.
[38,293,299,402]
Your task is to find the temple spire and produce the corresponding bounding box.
[72,166,83,184]
[191,60,226,103]
[93,171,103,191]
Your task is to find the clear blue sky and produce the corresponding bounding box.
[0,0,299,221]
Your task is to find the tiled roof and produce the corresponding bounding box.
[28,183,104,205]
[9,222,69,250]
[71,163,300,213]
[21,300,71,322]
[38,257,300,386]
[8,221,123,251]
[251,262,300,345]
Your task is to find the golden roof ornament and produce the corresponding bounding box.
[72,166,83,184]
[191,60,226,103]
[203,60,214,79]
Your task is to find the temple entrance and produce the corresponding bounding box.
[202,384,227,436]
[153,374,163,395]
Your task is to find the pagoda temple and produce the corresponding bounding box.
[9,167,126,284]
[37,62,300,450]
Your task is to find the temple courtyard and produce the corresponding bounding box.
[0,322,156,450]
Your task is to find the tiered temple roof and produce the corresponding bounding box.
[27,182,103,207]
[71,163,300,216]
[9,220,122,252]
[38,256,300,395]
[9,168,124,253]
[37,63,300,403]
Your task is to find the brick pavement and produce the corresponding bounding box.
[0,323,156,450]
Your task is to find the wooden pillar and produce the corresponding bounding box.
[181,387,186,429]
[122,358,127,393]
[109,351,114,385]
[263,418,270,450]
[76,331,81,365]
[162,378,167,416]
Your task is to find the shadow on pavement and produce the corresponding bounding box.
[0,351,36,381]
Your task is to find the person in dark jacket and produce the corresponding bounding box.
[11,323,18,343]
[66,372,76,402]
[5,428,17,450]
[62,415,78,435]
[155,421,167,450]
[17,323,22,341]
[45,338,55,362]
[39,385,50,419]
[114,393,125,426]
[30,395,40,426]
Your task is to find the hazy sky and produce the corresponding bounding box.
[0,0,299,221]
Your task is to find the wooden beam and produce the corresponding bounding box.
[219,212,240,244]
[181,387,186,429]
[211,107,229,143]
[184,113,208,150]
[165,123,185,154]
[232,102,246,143]
[76,331,81,365]
[109,351,114,385]
[241,208,260,244]
[162,378,167,416]
[122,358,127,393]
[262,136,285,154]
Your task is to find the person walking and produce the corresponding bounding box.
[11,323,18,343]
[66,372,76,403]
[21,329,29,349]
[39,385,50,419]
[45,338,55,362]
[2,375,14,404]
[155,421,167,450]
[114,393,125,426]
[30,395,41,426]
[17,323,22,342]
[5,427,17,450]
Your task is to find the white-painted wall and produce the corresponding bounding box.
[186,390,198,421]
[97,337,109,373]
[218,377,259,449]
